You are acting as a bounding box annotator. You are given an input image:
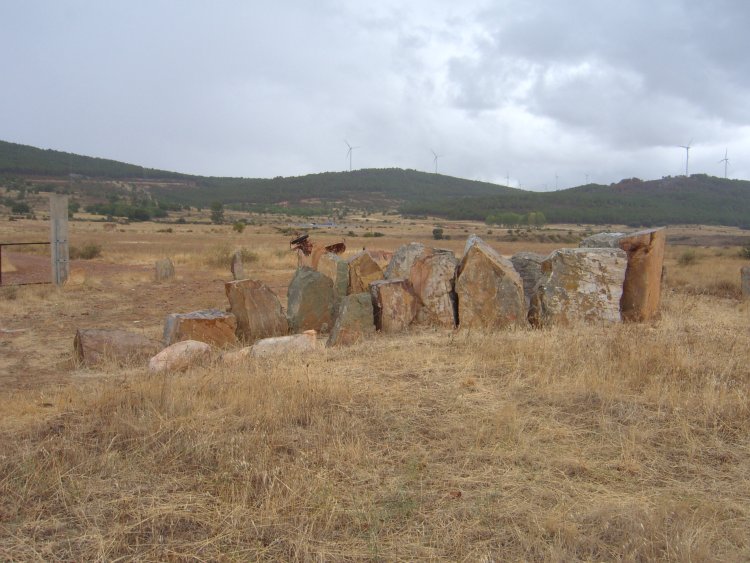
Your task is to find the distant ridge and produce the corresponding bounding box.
[2,139,750,227]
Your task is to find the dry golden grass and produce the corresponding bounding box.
[1,219,750,560]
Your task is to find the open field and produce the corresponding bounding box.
[1,217,749,560]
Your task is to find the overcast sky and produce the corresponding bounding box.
[2,1,749,190]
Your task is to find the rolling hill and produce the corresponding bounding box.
[2,139,749,226]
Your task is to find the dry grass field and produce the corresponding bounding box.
[1,216,749,561]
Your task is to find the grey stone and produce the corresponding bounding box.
[384,242,428,279]
[327,293,376,347]
[286,267,334,333]
[511,252,547,308]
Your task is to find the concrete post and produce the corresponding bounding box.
[49,194,69,286]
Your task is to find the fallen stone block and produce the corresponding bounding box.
[163,309,238,347]
[511,251,547,308]
[287,267,334,333]
[529,248,627,327]
[225,279,288,343]
[251,330,317,357]
[74,328,161,366]
[410,249,458,327]
[370,279,418,333]
[149,340,211,373]
[348,251,384,294]
[154,258,175,281]
[456,236,525,328]
[327,293,376,347]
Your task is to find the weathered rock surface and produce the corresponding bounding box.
[370,279,418,333]
[384,243,428,280]
[579,232,626,248]
[410,250,458,327]
[348,252,384,294]
[230,250,245,280]
[528,248,627,326]
[617,228,666,321]
[154,258,175,281]
[74,328,161,366]
[149,340,211,373]
[221,346,253,365]
[742,266,750,300]
[251,330,317,357]
[327,293,375,347]
[163,309,238,347]
[318,253,349,312]
[456,237,525,328]
[286,267,334,333]
[224,279,288,343]
[511,252,547,307]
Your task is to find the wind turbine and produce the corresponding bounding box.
[344,140,360,172]
[719,148,729,179]
[430,149,442,174]
[679,139,693,176]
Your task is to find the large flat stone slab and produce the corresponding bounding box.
[74,328,161,367]
[163,309,238,347]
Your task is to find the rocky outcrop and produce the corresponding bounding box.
[318,252,349,313]
[286,267,334,333]
[617,228,666,322]
[410,249,458,327]
[327,293,376,347]
[154,258,175,281]
[251,330,318,357]
[511,252,546,307]
[348,251,384,294]
[74,329,161,366]
[579,232,626,248]
[163,309,238,347]
[370,279,418,333]
[148,340,211,373]
[384,243,428,280]
[528,248,627,326]
[456,237,525,328]
[224,279,288,343]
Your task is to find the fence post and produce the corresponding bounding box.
[49,195,69,286]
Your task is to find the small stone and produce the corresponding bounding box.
[163,309,238,347]
[529,248,627,326]
[348,251,384,294]
[370,279,418,333]
[327,293,376,347]
[456,236,525,328]
[225,279,288,343]
[286,267,334,333]
[74,329,161,366]
[149,340,211,373]
[154,258,175,281]
[251,330,318,357]
[410,249,458,327]
[230,250,245,280]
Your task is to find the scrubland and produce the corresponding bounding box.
[1,217,749,561]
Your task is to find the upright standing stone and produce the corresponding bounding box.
[348,251,384,294]
[327,293,376,347]
[154,258,175,281]
[225,279,288,343]
[230,250,244,280]
[579,228,667,322]
[741,266,750,300]
[410,249,458,327]
[529,248,627,327]
[318,252,350,313]
[456,236,525,328]
[49,194,69,286]
[286,267,334,333]
[163,309,238,347]
[511,252,546,308]
[370,279,418,333]
[384,243,428,279]
[617,228,666,322]
[74,329,161,366]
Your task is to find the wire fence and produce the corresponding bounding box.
[0,242,52,286]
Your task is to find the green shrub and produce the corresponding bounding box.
[677,249,698,266]
[432,228,444,240]
[362,232,385,238]
[232,221,246,233]
[69,243,102,260]
[739,246,750,259]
